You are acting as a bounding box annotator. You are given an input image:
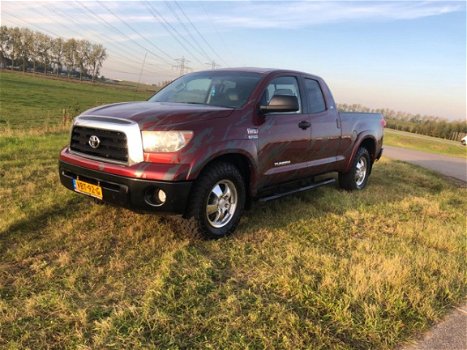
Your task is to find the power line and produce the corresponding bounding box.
[144,1,205,66]
[173,1,227,67]
[97,1,175,64]
[105,67,150,76]
[35,4,166,77]
[136,51,148,90]
[164,1,212,62]
[76,1,174,67]
[205,61,221,70]
[101,56,161,75]
[4,8,165,75]
[199,2,233,67]
[2,11,62,38]
[40,4,160,71]
[173,56,192,76]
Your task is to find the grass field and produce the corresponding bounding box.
[385,129,467,158]
[1,71,466,349]
[0,70,153,129]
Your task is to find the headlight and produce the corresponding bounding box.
[141,130,193,152]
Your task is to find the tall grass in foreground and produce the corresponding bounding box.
[0,132,465,349]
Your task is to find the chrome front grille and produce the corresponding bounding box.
[70,126,128,163]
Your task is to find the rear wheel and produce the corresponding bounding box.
[339,147,371,190]
[185,162,246,239]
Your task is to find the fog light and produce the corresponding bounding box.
[144,187,167,207]
[157,189,166,204]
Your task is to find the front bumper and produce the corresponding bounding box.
[59,160,193,214]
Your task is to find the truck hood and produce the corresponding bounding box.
[81,101,234,129]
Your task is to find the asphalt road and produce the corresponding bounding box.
[384,146,467,183]
[403,305,467,350]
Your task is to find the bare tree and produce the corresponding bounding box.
[87,43,107,82]
[19,28,34,72]
[1,25,108,80]
[51,37,64,76]
[30,31,42,73]
[36,32,52,74]
[76,39,90,80]
[8,27,22,69]
[63,38,77,78]
[0,26,10,68]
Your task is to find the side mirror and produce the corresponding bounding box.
[259,95,299,114]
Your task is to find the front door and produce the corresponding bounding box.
[257,76,312,188]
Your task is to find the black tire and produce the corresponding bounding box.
[185,162,246,239]
[339,147,371,191]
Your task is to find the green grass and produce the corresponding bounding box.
[1,132,465,349]
[0,70,153,129]
[0,70,466,348]
[385,128,467,158]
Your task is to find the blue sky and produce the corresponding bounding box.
[2,1,466,120]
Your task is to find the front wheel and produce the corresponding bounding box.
[185,162,246,239]
[339,147,371,191]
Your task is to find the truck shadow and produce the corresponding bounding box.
[154,158,452,242]
[1,160,453,256]
[237,160,450,238]
[0,196,84,255]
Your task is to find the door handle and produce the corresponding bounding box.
[298,120,311,130]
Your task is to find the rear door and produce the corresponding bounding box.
[257,75,312,188]
[303,77,342,173]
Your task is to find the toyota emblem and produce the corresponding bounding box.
[88,135,101,149]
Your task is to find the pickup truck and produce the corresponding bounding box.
[59,68,384,238]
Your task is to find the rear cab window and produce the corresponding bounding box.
[304,78,326,114]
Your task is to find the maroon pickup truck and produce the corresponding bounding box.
[59,68,384,238]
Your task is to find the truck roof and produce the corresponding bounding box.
[194,67,323,81]
[193,67,322,79]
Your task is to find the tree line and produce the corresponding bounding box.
[0,25,107,82]
[338,103,467,141]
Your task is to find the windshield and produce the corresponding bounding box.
[149,72,262,108]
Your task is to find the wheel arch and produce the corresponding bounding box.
[188,151,258,198]
[360,137,376,160]
[344,133,377,173]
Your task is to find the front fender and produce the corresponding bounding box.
[185,140,259,192]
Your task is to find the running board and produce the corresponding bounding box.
[258,178,336,202]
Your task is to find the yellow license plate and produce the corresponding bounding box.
[73,179,103,200]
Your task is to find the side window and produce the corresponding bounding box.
[304,79,326,114]
[261,76,302,113]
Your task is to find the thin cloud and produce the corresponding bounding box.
[206,1,465,29]
[4,1,465,30]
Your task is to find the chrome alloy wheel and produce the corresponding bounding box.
[355,156,368,187]
[206,180,238,228]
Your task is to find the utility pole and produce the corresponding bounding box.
[173,56,191,76]
[136,51,148,92]
[205,60,220,70]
